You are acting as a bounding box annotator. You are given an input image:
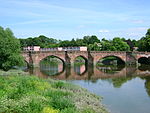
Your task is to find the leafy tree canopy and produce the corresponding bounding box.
[19,28,150,52]
[138,28,150,52]
[0,26,24,71]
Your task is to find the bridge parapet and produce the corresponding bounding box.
[90,51,126,54]
[133,51,150,54]
[132,52,150,60]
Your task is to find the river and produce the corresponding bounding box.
[26,63,150,113]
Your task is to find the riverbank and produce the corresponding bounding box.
[0,70,108,113]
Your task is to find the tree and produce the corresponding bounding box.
[70,38,77,46]
[138,28,150,52]
[83,35,100,45]
[101,39,112,51]
[76,38,85,46]
[59,40,71,47]
[125,39,134,51]
[112,37,130,51]
[131,39,139,47]
[146,28,150,36]
[100,37,130,51]
[0,26,24,71]
[19,35,59,48]
[88,42,102,51]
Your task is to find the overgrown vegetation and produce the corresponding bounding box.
[0,26,24,71]
[0,70,108,113]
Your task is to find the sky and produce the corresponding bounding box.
[0,0,150,40]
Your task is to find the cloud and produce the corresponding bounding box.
[78,25,86,28]
[127,27,148,32]
[131,20,144,24]
[98,29,110,33]
[125,27,149,38]
[10,19,61,25]
[127,33,140,37]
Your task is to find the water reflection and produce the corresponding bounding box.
[27,63,150,80]
[74,64,87,75]
[28,64,150,94]
[96,65,125,74]
[40,63,64,76]
[27,64,150,113]
[145,77,150,97]
[138,65,150,71]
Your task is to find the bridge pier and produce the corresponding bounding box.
[126,52,137,66]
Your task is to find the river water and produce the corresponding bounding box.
[27,63,150,113]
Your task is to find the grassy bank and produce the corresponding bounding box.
[0,70,108,113]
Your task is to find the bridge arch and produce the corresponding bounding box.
[24,60,30,68]
[40,55,65,65]
[74,55,88,64]
[138,57,150,65]
[96,55,125,65]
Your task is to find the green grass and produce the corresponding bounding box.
[0,70,108,113]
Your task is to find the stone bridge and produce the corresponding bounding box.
[22,51,150,67]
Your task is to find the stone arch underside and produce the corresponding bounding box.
[94,55,126,65]
[138,57,150,65]
[24,60,30,68]
[39,55,65,65]
[67,52,88,64]
[30,52,66,67]
[74,55,88,63]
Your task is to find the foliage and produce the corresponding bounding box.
[138,29,150,51]
[100,37,130,51]
[112,37,130,51]
[144,76,150,97]
[19,35,59,48]
[19,28,150,52]
[59,40,72,47]
[111,77,132,88]
[0,71,108,113]
[0,26,24,71]
[42,107,59,113]
[83,35,100,45]
[88,42,102,51]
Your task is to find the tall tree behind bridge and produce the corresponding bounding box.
[19,35,59,48]
[0,26,24,71]
[138,28,150,52]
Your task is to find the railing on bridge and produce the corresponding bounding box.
[22,46,150,55]
[23,46,87,52]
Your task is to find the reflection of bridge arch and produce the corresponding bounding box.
[40,65,65,76]
[31,65,150,80]
[96,55,126,65]
[74,65,87,76]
